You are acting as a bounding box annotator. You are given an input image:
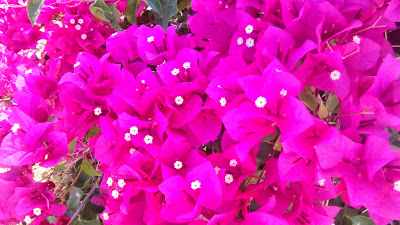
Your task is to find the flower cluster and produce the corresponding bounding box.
[1,0,400,224]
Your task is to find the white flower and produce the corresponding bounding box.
[171,68,180,76]
[237,37,244,45]
[353,35,361,44]
[124,133,131,142]
[280,88,287,96]
[33,208,41,216]
[225,174,234,184]
[245,24,254,34]
[182,62,191,69]
[191,180,201,190]
[107,177,113,187]
[215,166,221,174]
[255,96,267,108]
[24,215,33,224]
[220,97,227,107]
[229,159,238,167]
[330,70,341,81]
[94,107,102,116]
[275,68,282,72]
[144,135,153,145]
[78,18,84,24]
[75,24,81,30]
[130,126,139,135]
[11,123,20,133]
[129,148,136,154]
[394,180,400,192]
[81,34,87,40]
[25,69,33,75]
[175,96,184,105]
[74,61,81,67]
[0,167,10,173]
[70,18,75,24]
[141,80,146,84]
[318,179,326,186]
[245,38,255,48]
[174,160,183,170]
[102,212,109,220]
[112,190,119,199]
[147,36,154,43]
[118,179,126,188]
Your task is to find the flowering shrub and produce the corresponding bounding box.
[1,0,400,224]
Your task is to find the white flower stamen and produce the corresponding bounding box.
[74,61,80,67]
[111,190,119,199]
[318,179,326,186]
[107,177,113,187]
[24,215,33,224]
[353,35,361,44]
[255,96,267,108]
[229,159,238,167]
[124,133,131,142]
[394,180,400,192]
[237,37,244,45]
[215,166,220,174]
[147,36,154,43]
[70,18,75,24]
[245,38,255,48]
[171,68,180,76]
[174,160,183,170]
[129,148,136,154]
[75,24,81,30]
[94,107,102,116]
[280,88,287,96]
[81,34,87,40]
[33,208,41,216]
[102,212,109,220]
[130,126,139,135]
[191,180,201,190]
[118,179,126,188]
[225,174,234,184]
[220,97,227,107]
[175,96,184,105]
[144,135,153,145]
[182,62,191,69]
[245,25,254,34]
[0,167,11,173]
[330,70,341,81]
[78,18,84,24]
[11,123,20,133]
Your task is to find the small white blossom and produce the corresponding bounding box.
[280,88,287,96]
[245,38,255,48]
[112,190,119,199]
[394,180,400,192]
[130,126,139,135]
[75,24,81,30]
[102,212,109,220]
[255,96,267,108]
[0,167,11,173]
[144,135,153,145]
[94,107,102,116]
[220,97,227,107]
[330,70,341,81]
[118,179,126,188]
[215,166,221,174]
[124,133,131,142]
[70,18,75,24]
[81,34,87,40]
[78,18,84,24]
[191,180,201,190]
[141,80,146,84]
[129,148,136,154]
[25,69,33,75]
[107,177,113,187]
[225,174,234,184]
[318,179,326,186]
[353,35,361,44]
[182,62,191,69]
[33,208,41,216]
[74,61,80,67]
[175,96,184,105]
[275,68,282,72]
[174,160,183,170]
[237,37,244,45]
[229,159,238,167]
[147,36,154,43]
[245,24,254,34]
[11,123,20,133]
[171,68,180,76]
[24,215,33,224]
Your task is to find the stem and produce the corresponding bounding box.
[61,165,83,203]
[340,205,347,225]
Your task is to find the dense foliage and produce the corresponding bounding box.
[1,0,400,224]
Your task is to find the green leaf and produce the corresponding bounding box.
[27,0,44,24]
[147,0,162,15]
[107,3,123,30]
[318,102,329,119]
[125,0,141,24]
[177,0,190,11]
[326,93,339,113]
[67,187,84,211]
[86,125,101,139]
[153,0,178,29]
[89,0,123,30]
[74,218,101,225]
[261,133,275,143]
[273,135,282,151]
[299,92,318,111]
[68,138,78,154]
[54,164,68,172]
[82,159,100,177]
[350,216,376,225]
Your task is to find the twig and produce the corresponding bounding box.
[67,174,103,225]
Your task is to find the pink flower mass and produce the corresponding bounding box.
[1,0,400,224]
